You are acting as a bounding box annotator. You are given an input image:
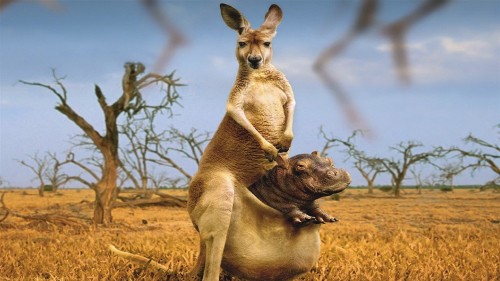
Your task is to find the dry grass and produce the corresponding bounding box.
[0,188,498,280]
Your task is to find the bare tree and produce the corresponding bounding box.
[409,165,428,194]
[119,119,151,192]
[447,129,500,183]
[146,126,211,187]
[17,152,50,196]
[0,177,7,187]
[45,152,69,192]
[375,141,443,197]
[118,102,211,191]
[437,162,471,190]
[20,63,182,225]
[320,129,384,193]
[56,150,101,189]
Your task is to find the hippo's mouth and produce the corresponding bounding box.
[325,183,350,194]
[317,173,352,196]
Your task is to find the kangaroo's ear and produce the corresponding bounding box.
[260,4,283,35]
[220,3,251,35]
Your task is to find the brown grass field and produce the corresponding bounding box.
[0,188,499,280]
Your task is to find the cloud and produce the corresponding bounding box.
[211,56,231,70]
[0,98,10,107]
[375,31,500,84]
[273,56,316,80]
[377,32,499,60]
[439,36,496,59]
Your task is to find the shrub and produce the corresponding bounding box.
[440,186,453,192]
[330,193,341,201]
[379,186,393,193]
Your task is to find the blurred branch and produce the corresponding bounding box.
[0,0,61,12]
[141,0,188,73]
[315,0,450,133]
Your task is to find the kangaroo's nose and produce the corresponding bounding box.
[248,56,262,64]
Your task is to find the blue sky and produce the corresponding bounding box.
[0,0,499,187]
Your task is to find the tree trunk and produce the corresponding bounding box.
[141,176,148,193]
[38,183,45,197]
[394,180,402,197]
[367,180,374,194]
[93,144,119,225]
[93,164,117,225]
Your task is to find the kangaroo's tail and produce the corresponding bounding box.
[108,244,170,272]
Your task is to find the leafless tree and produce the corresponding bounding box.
[409,165,428,194]
[20,63,182,225]
[320,128,384,193]
[119,119,151,192]
[375,141,443,197]
[56,150,102,190]
[447,128,500,182]
[437,162,470,190]
[16,152,51,197]
[45,152,70,192]
[146,127,211,187]
[0,177,6,187]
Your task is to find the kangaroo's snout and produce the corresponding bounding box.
[248,56,262,69]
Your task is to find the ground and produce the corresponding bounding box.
[0,188,498,280]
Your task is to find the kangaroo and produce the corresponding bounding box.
[110,152,351,281]
[187,3,295,280]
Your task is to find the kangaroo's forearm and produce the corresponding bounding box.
[226,103,268,147]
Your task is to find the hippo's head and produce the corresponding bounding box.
[277,151,351,198]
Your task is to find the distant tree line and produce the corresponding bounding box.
[320,125,499,197]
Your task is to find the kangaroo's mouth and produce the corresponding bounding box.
[248,62,261,69]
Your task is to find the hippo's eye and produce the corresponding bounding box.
[238,42,247,48]
[295,163,307,172]
[263,42,271,47]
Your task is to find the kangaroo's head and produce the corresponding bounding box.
[220,3,283,70]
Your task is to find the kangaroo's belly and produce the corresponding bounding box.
[221,186,321,281]
[243,82,287,141]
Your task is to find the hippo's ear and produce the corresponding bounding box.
[311,151,320,157]
[276,153,290,170]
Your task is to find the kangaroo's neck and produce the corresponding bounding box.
[236,64,277,80]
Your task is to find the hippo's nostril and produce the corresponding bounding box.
[327,170,337,178]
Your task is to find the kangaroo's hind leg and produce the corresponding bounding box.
[190,174,235,281]
[191,239,206,280]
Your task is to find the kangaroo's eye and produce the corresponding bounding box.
[238,42,247,48]
[263,42,271,47]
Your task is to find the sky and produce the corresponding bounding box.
[0,0,499,187]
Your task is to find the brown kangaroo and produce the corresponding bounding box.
[109,152,351,280]
[187,3,295,280]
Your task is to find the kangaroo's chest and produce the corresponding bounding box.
[244,81,286,112]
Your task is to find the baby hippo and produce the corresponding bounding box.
[249,151,351,225]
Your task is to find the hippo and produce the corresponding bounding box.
[249,151,351,225]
